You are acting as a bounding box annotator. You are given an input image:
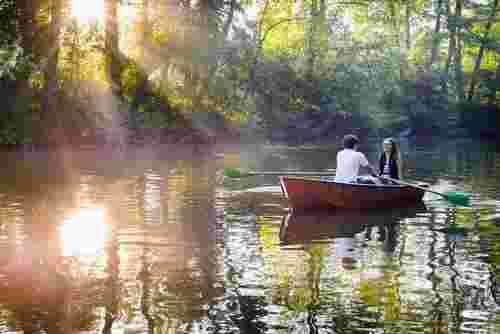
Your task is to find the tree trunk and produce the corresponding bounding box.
[387,1,405,80]
[45,0,62,101]
[405,0,411,54]
[306,0,318,79]
[489,57,500,104]
[42,0,63,144]
[207,0,237,86]
[14,0,40,119]
[140,0,150,65]
[455,0,465,101]
[467,0,499,101]
[193,0,211,112]
[17,0,38,56]
[442,0,454,94]
[222,0,237,40]
[318,0,328,66]
[104,0,121,95]
[401,0,411,80]
[427,0,443,71]
[131,0,151,128]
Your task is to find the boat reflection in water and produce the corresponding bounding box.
[280,204,427,247]
[275,205,429,333]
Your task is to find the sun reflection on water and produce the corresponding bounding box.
[60,207,109,257]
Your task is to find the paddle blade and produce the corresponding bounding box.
[223,168,248,178]
[444,191,470,206]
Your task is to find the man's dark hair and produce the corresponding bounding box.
[343,134,359,149]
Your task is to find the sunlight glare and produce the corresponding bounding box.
[60,207,109,256]
[71,0,105,24]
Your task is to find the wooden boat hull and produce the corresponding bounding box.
[279,176,425,210]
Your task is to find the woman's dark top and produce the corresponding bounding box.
[379,153,399,179]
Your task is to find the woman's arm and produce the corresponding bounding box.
[397,154,403,179]
[368,163,379,177]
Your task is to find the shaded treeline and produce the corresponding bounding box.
[0,0,500,146]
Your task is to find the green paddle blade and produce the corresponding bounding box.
[223,168,248,178]
[444,191,470,206]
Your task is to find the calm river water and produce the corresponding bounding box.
[0,137,499,333]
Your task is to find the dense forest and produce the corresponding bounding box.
[0,0,499,147]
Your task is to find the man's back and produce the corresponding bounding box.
[335,148,369,182]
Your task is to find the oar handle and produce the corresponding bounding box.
[379,176,446,197]
[248,171,335,176]
[223,167,335,178]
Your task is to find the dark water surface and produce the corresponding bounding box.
[0,138,499,333]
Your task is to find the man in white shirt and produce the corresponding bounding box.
[334,134,378,183]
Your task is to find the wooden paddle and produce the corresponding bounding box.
[378,176,470,206]
[223,168,335,178]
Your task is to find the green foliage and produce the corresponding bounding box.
[0,0,499,146]
[259,0,306,56]
[121,62,143,102]
[0,45,32,81]
[380,78,452,133]
[456,101,499,137]
[0,44,34,145]
[0,0,16,46]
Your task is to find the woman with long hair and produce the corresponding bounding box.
[379,137,403,180]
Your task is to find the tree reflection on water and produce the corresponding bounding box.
[0,144,498,333]
[271,203,500,333]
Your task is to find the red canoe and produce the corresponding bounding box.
[279,176,425,210]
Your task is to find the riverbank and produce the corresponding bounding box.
[242,107,500,146]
